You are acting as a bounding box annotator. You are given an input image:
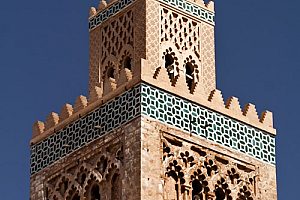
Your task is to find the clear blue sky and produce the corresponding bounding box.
[0,0,297,199]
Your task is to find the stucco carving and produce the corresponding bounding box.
[162,137,256,200]
[45,147,123,200]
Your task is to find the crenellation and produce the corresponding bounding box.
[97,0,107,12]
[59,103,73,122]
[208,89,225,107]
[89,7,97,17]
[88,85,103,104]
[32,121,45,137]
[193,0,205,7]
[31,77,141,143]
[144,55,274,131]
[260,110,274,128]
[243,103,260,123]
[225,96,242,115]
[31,82,275,143]
[206,0,214,11]
[73,95,88,113]
[30,0,277,198]
[44,112,59,131]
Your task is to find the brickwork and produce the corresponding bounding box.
[30,117,141,200]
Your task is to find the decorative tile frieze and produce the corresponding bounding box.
[88,0,214,31]
[30,83,275,175]
[141,84,276,165]
[30,86,141,175]
[89,0,135,30]
[160,0,215,24]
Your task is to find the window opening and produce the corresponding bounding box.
[90,184,101,200]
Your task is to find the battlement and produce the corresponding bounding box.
[31,72,275,146]
[31,76,140,144]
[141,57,276,134]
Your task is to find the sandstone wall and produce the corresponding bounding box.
[141,116,277,200]
[30,118,141,200]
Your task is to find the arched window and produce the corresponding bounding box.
[215,187,225,200]
[185,62,195,91]
[107,67,115,79]
[192,180,203,200]
[90,184,101,200]
[123,56,132,71]
[165,53,174,70]
[163,48,178,85]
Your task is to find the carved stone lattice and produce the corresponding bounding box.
[45,147,123,200]
[162,137,257,200]
[101,10,133,65]
[201,23,215,93]
[161,8,201,57]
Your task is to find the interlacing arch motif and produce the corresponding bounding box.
[120,49,133,71]
[103,60,118,80]
[102,59,118,93]
[161,47,180,86]
[158,7,204,94]
[45,149,122,200]
[118,46,134,83]
[155,43,202,94]
[162,139,256,200]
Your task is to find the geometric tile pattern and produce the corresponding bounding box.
[89,0,215,31]
[161,0,215,24]
[30,86,141,175]
[30,83,275,175]
[141,84,276,165]
[89,0,135,31]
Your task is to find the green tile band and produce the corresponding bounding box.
[30,85,141,175]
[141,84,276,165]
[30,83,275,175]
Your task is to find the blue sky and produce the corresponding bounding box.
[0,0,298,199]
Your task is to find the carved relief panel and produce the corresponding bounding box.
[151,5,216,95]
[44,144,123,200]
[100,10,135,94]
[162,135,256,200]
[154,7,204,94]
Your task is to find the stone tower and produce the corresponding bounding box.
[30,0,277,199]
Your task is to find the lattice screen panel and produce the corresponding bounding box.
[160,8,201,55]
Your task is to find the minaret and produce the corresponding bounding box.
[30,0,277,199]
